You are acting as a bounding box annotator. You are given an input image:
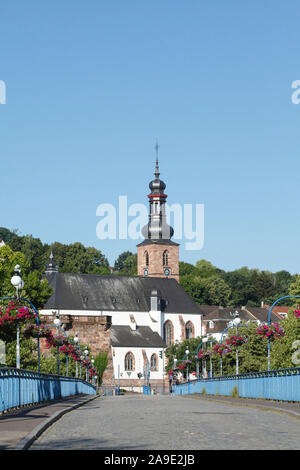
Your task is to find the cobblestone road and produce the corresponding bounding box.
[30,395,300,450]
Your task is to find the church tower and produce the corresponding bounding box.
[137,153,179,282]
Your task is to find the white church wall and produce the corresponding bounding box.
[112,346,165,383]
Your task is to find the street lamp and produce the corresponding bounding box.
[91,358,95,385]
[232,317,241,375]
[53,312,61,375]
[74,332,79,377]
[185,348,190,381]
[84,348,89,381]
[10,265,24,369]
[202,337,208,378]
[80,355,84,378]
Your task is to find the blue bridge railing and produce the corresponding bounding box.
[0,367,97,413]
[172,367,300,402]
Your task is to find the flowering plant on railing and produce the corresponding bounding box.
[197,349,213,360]
[79,356,91,369]
[45,334,69,349]
[59,343,81,362]
[256,323,284,341]
[226,335,248,347]
[177,360,192,371]
[213,344,232,356]
[89,367,97,378]
[0,302,36,326]
[24,324,53,339]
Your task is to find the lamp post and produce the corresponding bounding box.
[84,348,89,382]
[232,317,241,375]
[195,337,211,378]
[80,355,84,378]
[91,358,95,385]
[10,265,24,369]
[74,332,79,377]
[185,348,190,381]
[53,312,61,375]
[202,337,209,378]
[220,317,247,376]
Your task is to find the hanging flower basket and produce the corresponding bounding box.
[293,307,300,319]
[213,344,232,356]
[197,349,212,360]
[46,334,69,348]
[177,360,192,370]
[226,335,248,347]
[24,324,53,339]
[59,343,81,362]
[0,302,37,327]
[256,323,284,341]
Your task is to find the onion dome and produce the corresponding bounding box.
[149,158,166,193]
[141,157,174,240]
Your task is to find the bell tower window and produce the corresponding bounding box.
[163,250,168,266]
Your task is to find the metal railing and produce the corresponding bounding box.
[172,367,300,402]
[0,367,96,413]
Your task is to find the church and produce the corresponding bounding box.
[40,159,203,391]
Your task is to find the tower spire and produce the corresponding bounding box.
[154,140,160,178]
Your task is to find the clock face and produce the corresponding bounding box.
[144,269,148,276]
[164,268,170,276]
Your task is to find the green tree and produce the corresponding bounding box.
[51,242,110,274]
[195,260,220,279]
[114,251,134,271]
[94,351,109,385]
[202,276,232,306]
[289,275,300,298]
[0,245,53,309]
[221,267,257,306]
[179,262,201,277]
[270,312,298,370]
[113,251,137,276]
[180,275,207,304]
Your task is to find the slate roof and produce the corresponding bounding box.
[201,306,281,325]
[243,307,281,323]
[43,272,203,314]
[110,326,166,348]
[201,307,255,322]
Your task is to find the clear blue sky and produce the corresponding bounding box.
[1,1,300,273]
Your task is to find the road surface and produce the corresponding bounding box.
[30,394,300,450]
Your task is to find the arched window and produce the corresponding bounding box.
[125,352,134,371]
[185,321,194,339]
[209,321,215,329]
[163,250,168,266]
[145,251,149,266]
[150,354,158,371]
[163,320,173,346]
